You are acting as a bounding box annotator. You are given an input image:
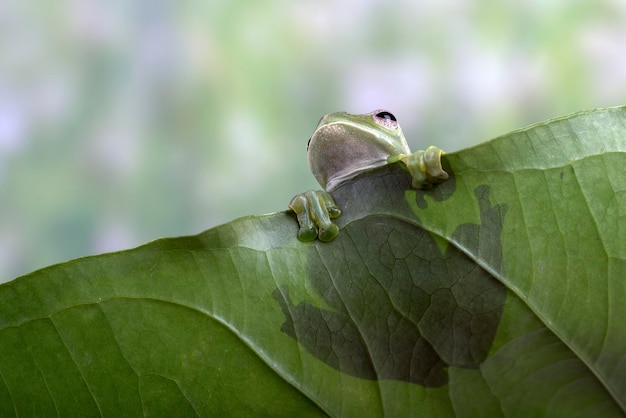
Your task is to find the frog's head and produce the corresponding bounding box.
[307,109,411,191]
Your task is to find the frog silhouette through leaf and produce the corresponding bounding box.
[275,184,506,388]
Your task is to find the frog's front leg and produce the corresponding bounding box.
[389,145,449,189]
[289,190,341,242]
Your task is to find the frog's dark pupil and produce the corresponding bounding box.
[377,111,396,122]
[307,137,311,151]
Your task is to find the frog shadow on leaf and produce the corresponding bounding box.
[274,181,507,388]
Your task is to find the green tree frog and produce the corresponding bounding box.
[289,109,449,242]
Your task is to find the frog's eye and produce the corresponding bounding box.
[307,137,311,151]
[376,111,396,122]
[372,110,399,129]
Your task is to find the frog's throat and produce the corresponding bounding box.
[324,161,388,192]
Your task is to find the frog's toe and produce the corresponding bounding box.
[289,193,317,241]
[297,227,319,242]
[318,223,339,242]
[424,145,449,182]
[328,207,341,218]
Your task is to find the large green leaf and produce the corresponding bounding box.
[1,107,625,417]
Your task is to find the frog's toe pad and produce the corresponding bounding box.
[297,227,319,242]
[318,223,339,242]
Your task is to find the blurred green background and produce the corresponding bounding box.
[1,0,625,282]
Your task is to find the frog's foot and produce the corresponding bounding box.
[289,190,341,242]
[390,145,449,189]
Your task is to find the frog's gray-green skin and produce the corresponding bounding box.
[289,109,449,242]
